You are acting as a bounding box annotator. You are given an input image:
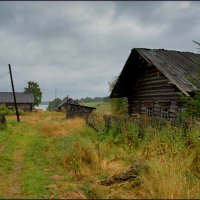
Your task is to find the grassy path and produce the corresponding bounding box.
[0,115,51,198]
[1,111,200,199]
[3,148,24,198]
[0,122,25,198]
[0,112,91,199]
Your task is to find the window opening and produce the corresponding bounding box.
[161,107,169,118]
[147,106,153,116]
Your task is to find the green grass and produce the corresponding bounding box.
[0,112,200,199]
[81,101,111,114]
[0,121,20,173]
[21,136,52,198]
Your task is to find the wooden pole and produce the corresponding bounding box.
[8,64,20,122]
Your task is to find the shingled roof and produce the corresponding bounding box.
[57,97,79,108]
[110,48,200,98]
[0,92,34,103]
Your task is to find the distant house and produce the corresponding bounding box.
[110,48,200,119]
[0,92,34,112]
[57,97,79,112]
[66,103,96,118]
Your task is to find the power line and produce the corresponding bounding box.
[0,55,8,66]
[0,68,8,75]
[0,63,9,72]
[0,62,6,69]
[0,55,9,73]
[0,72,9,79]
[12,69,28,82]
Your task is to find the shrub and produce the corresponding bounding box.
[109,76,128,114]
[182,91,200,119]
[0,104,9,115]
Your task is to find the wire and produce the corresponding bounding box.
[0,68,7,75]
[0,55,8,73]
[0,63,8,71]
[0,72,9,79]
[12,69,28,82]
[0,55,8,66]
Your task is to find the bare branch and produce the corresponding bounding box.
[192,40,200,46]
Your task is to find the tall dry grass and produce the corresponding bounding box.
[129,131,200,199]
[17,111,86,136]
[8,111,200,198]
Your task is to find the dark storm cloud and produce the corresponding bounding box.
[0,1,199,100]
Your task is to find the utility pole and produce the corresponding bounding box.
[8,64,20,122]
[55,88,57,99]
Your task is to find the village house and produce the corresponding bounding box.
[66,103,96,118]
[0,92,34,112]
[110,48,200,119]
[56,96,96,118]
[57,97,79,112]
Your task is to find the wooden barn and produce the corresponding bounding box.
[110,48,200,119]
[0,92,34,112]
[66,103,96,118]
[57,97,79,112]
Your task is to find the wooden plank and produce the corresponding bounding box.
[133,88,174,96]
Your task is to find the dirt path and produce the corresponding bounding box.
[0,139,26,199]
[0,112,93,199]
[3,149,24,198]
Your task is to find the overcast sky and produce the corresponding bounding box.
[0,1,199,101]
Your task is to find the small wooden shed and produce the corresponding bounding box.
[66,103,96,118]
[57,97,79,112]
[0,92,34,112]
[110,48,200,118]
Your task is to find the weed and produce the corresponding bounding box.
[97,172,109,181]
[79,179,94,198]
[66,185,75,192]
[1,111,200,199]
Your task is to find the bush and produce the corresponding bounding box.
[109,98,128,115]
[0,104,9,115]
[182,91,200,119]
[109,76,128,114]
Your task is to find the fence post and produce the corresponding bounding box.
[182,120,188,138]
[138,116,144,139]
[0,115,6,124]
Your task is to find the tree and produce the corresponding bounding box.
[48,98,62,109]
[24,81,42,106]
[182,41,200,119]
[182,91,200,119]
[192,40,200,52]
[109,76,128,114]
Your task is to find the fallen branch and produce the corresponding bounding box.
[98,159,147,186]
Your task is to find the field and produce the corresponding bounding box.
[0,111,200,199]
[81,101,111,114]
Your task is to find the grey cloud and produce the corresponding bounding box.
[0,1,199,100]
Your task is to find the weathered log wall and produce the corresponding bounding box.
[66,104,96,119]
[128,66,182,118]
[0,103,33,112]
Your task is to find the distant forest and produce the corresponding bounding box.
[78,96,109,103]
[47,96,109,109]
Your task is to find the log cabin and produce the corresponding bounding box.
[57,97,79,112]
[0,92,34,112]
[66,103,96,118]
[110,48,200,119]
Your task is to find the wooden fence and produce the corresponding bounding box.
[86,114,192,138]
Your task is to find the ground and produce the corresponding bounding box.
[81,101,111,114]
[0,110,200,199]
[0,111,133,199]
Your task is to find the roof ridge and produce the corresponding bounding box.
[133,48,199,55]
